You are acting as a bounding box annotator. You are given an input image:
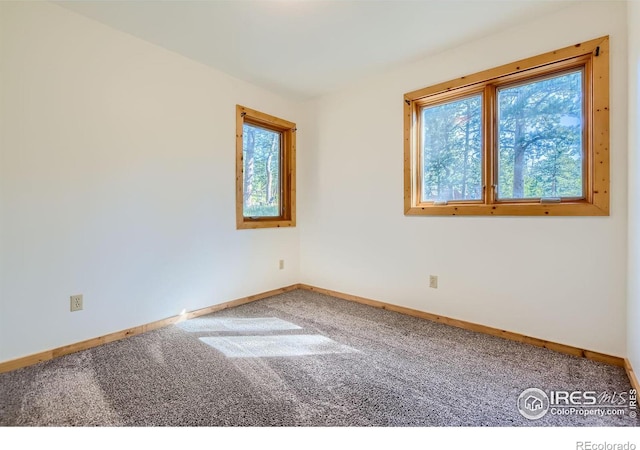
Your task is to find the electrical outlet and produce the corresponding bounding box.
[70,294,83,312]
[429,275,438,289]
[279,259,285,270]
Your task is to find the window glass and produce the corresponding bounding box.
[421,94,483,202]
[243,123,281,217]
[497,70,583,200]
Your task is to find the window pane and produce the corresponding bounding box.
[243,123,281,217]
[497,70,583,200]
[421,95,483,202]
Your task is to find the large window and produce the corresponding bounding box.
[404,36,609,216]
[236,105,296,229]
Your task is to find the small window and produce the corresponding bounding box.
[236,105,296,229]
[404,36,609,216]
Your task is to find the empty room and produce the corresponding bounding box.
[1,0,639,443]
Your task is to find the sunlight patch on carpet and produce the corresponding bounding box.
[199,335,358,358]
[178,317,302,333]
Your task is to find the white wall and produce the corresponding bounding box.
[300,2,628,356]
[0,2,303,362]
[627,0,640,372]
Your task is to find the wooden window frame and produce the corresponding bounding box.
[404,36,610,216]
[236,105,296,229]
